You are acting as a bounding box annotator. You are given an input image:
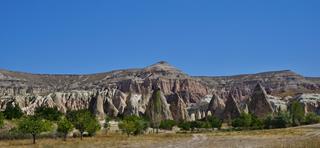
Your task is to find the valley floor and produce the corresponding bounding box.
[1,124,320,148]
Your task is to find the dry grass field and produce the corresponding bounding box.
[0,124,320,148]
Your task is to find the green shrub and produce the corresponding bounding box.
[264,112,292,129]
[250,115,264,129]
[159,119,176,130]
[232,113,252,129]
[67,109,100,139]
[178,121,191,131]
[18,116,53,144]
[289,101,305,126]
[118,115,149,136]
[104,115,111,130]
[0,112,4,128]
[206,116,222,129]
[4,104,23,120]
[305,113,320,124]
[35,106,63,121]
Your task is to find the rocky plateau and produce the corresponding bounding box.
[1,61,320,121]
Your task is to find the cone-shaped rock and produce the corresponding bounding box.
[207,93,225,119]
[167,93,190,121]
[223,94,241,121]
[146,88,173,124]
[248,83,274,118]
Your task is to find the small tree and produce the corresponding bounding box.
[67,110,100,140]
[4,104,23,120]
[305,112,320,124]
[118,115,149,136]
[206,116,222,129]
[57,117,74,141]
[0,112,4,128]
[18,116,52,144]
[35,106,63,121]
[289,101,305,126]
[232,113,252,129]
[159,119,176,130]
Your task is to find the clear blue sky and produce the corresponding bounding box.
[0,0,319,76]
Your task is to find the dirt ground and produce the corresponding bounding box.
[1,124,320,148]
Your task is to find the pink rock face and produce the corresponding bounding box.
[248,83,274,118]
[223,94,241,121]
[207,93,225,119]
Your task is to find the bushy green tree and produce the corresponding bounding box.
[4,104,23,120]
[206,116,222,129]
[289,101,305,126]
[57,117,74,141]
[35,106,63,121]
[232,113,252,129]
[0,112,4,128]
[264,112,292,129]
[178,121,191,131]
[159,119,176,130]
[118,115,149,136]
[18,116,52,144]
[66,109,100,140]
[250,115,264,129]
[305,113,320,124]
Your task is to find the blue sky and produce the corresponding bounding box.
[0,0,319,76]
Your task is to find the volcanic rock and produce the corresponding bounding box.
[223,94,241,121]
[207,93,225,119]
[248,83,274,118]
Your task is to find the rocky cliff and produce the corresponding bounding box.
[1,61,320,121]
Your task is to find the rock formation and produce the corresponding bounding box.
[167,93,190,121]
[145,88,173,122]
[294,93,320,114]
[248,83,274,118]
[223,94,241,121]
[207,93,225,119]
[0,61,320,121]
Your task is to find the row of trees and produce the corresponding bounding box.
[0,105,101,144]
[232,101,320,130]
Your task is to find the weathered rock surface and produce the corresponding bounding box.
[294,93,320,114]
[207,93,225,119]
[145,88,173,121]
[223,94,241,121]
[248,83,274,118]
[167,93,190,121]
[0,61,320,121]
